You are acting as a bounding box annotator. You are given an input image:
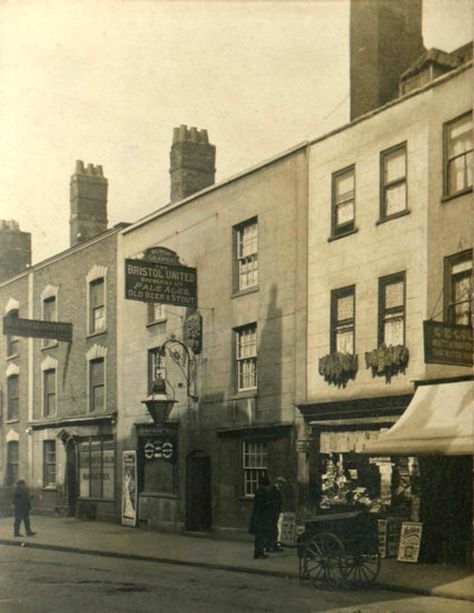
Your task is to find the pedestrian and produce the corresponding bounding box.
[267,476,286,552]
[248,475,271,559]
[13,480,36,537]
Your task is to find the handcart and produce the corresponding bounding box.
[297,510,381,587]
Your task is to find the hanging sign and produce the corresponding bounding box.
[3,316,72,342]
[423,321,472,367]
[125,258,197,308]
[121,450,138,527]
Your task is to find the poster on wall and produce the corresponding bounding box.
[122,450,138,527]
[397,522,423,563]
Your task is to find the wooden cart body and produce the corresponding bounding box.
[297,509,381,586]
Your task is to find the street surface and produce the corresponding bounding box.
[0,545,471,613]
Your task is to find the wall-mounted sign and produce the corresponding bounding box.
[121,450,137,527]
[397,521,423,563]
[423,320,472,367]
[143,438,177,463]
[3,316,72,342]
[125,258,197,308]
[296,439,311,453]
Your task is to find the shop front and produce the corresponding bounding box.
[362,378,473,566]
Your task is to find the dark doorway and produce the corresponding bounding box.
[65,438,78,517]
[186,450,212,531]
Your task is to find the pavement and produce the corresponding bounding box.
[0,515,472,603]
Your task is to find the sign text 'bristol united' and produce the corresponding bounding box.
[125,258,197,308]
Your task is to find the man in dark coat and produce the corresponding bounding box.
[249,475,271,559]
[13,480,36,537]
[267,477,286,552]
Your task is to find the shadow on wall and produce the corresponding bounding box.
[258,283,283,421]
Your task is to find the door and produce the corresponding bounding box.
[186,450,211,531]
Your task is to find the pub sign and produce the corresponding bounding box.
[125,258,197,308]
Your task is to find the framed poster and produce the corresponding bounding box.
[121,450,138,527]
[397,521,423,563]
[279,512,296,546]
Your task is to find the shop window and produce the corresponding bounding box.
[444,250,473,325]
[6,441,19,486]
[234,218,258,292]
[243,440,267,497]
[380,143,407,220]
[7,374,19,421]
[43,440,56,487]
[89,358,105,412]
[235,324,257,391]
[332,165,355,237]
[89,278,105,333]
[330,286,355,354]
[378,272,406,346]
[6,309,19,357]
[78,436,115,499]
[148,348,166,392]
[444,112,473,198]
[43,369,57,417]
[147,302,165,324]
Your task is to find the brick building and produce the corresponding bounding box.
[0,162,127,520]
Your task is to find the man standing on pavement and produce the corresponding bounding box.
[13,479,36,537]
[249,475,272,559]
[267,477,286,552]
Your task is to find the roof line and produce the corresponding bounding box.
[122,142,307,234]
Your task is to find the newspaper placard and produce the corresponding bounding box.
[397,521,423,563]
[279,512,296,546]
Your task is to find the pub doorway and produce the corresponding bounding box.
[65,438,79,517]
[186,450,212,531]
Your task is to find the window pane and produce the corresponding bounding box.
[335,171,354,200]
[102,439,115,499]
[384,149,406,183]
[337,294,353,322]
[385,281,404,309]
[90,440,102,498]
[448,116,472,157]
[90,279,104,307]
[448,151,473,194]
[336,328,354,354]
[336,201,354,225]
[91,360,104,385]
[385,183,406,216]
[384,317,404,346]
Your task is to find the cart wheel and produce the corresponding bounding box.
[342,542,381,585]
[302,532,346,587]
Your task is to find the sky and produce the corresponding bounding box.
[0,0,472,264]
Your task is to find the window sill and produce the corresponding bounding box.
[146,319,167,329]
[42,486,57,492]
[6,353,19,361]
[139,491,178,499]
[441,186,472,203]
[77,497,115,502]
[87,329,108,340]
[376,209,411,226]
[231,286,259,299]
[239,496,255,502]
[328,227,359,242]
[41,342,58,351]
[6,419,19,424]
[229,390,257,401]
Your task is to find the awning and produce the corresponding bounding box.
[362,380,473,456]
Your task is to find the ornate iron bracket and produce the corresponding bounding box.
[158,336,198,402]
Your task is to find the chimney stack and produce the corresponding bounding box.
[70,160,108,247]
[169,125,216,202]
[350,0,425,120]
[0,220,32,282]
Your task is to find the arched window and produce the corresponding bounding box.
[6,441,19,485]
